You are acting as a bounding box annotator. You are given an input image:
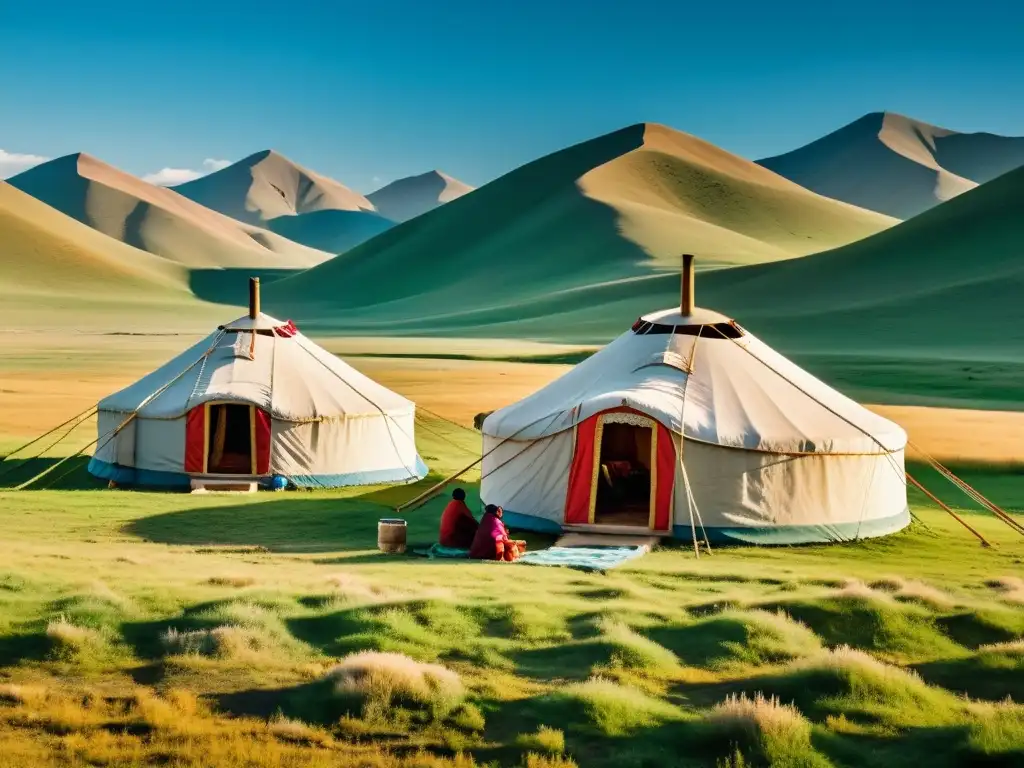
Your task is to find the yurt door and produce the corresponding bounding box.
[184,403,272,476]
[565,409,674,531]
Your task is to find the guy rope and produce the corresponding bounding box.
[5,330,226,491]
[720,330,1020,545]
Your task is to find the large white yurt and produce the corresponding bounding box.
[481,257,909,545]
[88,279,426,489]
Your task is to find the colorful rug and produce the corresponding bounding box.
[516,545,648,572]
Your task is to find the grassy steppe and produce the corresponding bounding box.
[0,340,1022,767]
[0,444,1022,767]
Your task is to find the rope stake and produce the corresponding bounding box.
[906,471,992,547]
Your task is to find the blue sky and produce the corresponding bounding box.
[1,1,1022,191]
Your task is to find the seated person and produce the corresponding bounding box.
[469,504,526,561]
[439,488,479,549]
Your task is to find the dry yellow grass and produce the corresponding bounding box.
[328,651,464,719]
[985,577,1024,604]
[875,404,1024,466]
[868,577,957,609]
[708,692,809,736]
[0,682,484,767]
[5,334,1023,464]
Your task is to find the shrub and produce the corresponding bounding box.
[328,572,392,603]
[0,683,47,707]
[327,651,465,721]
[164,599,310,661]
[267,713,332,746]
[45,618,108,663]
[161,626,274,661]
[785,646,960,727]
[967,702,1024,757]
[522,755,578,768]
[717,610,822,670]
[778,592,961,663]
[986,577,1024,604]
[206,576,256,588]
[517,725,566,755]
[449,702,486,732]
[706,693,831,768]
[599,618,680,677]
[557,677,682,736]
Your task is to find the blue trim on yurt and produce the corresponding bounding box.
[502,510,565,535]
[672,507,911,544]
[87,458,192,489]
[89,455,429,491]
[288,456,429,489]
[495,506,911,545]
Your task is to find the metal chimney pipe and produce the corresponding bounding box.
[249,277,260,319]
[681,254,695,316]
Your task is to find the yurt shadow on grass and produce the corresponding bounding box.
[124,481,454,553]
[125,482,559,557]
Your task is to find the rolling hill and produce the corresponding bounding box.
[265,122,896,339]
[699,163,1024,359]
[759,112,1024,219]
[0,180,185,296]
[173,149,394,254]
[0,180,228,330]
[8,153,330,269]
[367,170,474,222]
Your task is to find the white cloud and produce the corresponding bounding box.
[0,149,50,179]
[142,167,204,185]
[142,157,231,186]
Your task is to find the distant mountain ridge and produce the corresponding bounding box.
[8,153,330,268]
[173,149,374,225]
[174,152,474,253]
[759,112,1024,218]
[368,170,474,223]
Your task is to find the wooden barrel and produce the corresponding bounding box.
[377,518,408,554]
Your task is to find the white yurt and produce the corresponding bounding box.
[88,279,426,489]
[481,257,909,544]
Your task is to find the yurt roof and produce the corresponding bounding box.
[482,305,906,455]
[98,313,414,421]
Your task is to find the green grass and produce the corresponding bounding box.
[0,429,1022,766]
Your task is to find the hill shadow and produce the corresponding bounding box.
[914,655,1024,702]
[268,209,394,253]
[188,268,303,307]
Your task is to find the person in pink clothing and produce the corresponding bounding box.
[469,505,526,561]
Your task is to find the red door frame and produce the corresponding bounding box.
[563,406,675,531]
[184,403,272,475]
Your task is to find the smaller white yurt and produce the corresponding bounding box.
[88,279,426,489]
[481,257,909,545]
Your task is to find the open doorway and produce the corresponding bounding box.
[594,421,653,527]
[207,404,254,474]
